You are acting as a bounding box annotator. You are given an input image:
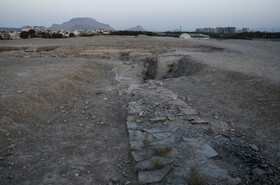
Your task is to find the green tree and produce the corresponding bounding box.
[28,29,36,37]
[20,31,29,39]
[69,33,76,38]
[51,33,63,39]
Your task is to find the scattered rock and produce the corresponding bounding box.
[229,177,242,185]
[198,143,219,158]
[6,144,16,150]
[110,176,120,183]
[138,167,171,184]
[249,144,259,151]
[7,175,14,179]
[252,168,266,181]
[122,172,128,177]
[124,181,131,185]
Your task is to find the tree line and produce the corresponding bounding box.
[20,30,75,39]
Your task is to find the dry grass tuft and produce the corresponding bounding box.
[155,146,172,156]
[189,165,206,185]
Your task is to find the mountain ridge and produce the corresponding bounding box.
[126,25,145,31]
[48,17,114,31]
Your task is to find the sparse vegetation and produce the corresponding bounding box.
[151,159,164,170]
[132,130,137,140]
[142,136,149,147]
[155,146,172,156]
[206,127,213,135]
[189,165,206,185]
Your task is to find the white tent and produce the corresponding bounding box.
[179,33,191,39]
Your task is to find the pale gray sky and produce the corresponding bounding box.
[0,0,279,31]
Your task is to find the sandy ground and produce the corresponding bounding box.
[0,36,279,184]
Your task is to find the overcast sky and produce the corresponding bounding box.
[0,0,280,31]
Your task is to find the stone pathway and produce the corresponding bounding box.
[125,81,241,184]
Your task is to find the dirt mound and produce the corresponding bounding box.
[164,56,204,78]
[142,57,158,81]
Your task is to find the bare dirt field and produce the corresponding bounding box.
[0,36,279,185]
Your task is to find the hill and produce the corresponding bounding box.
[49,17,114,31]
[126,25,145,31]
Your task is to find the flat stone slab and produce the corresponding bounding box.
[130,140,144,150]
[132,149,155,163]
[150,117,167,122]
[149,137,175,147]
[135,156,173,171]
[128,130,145,141]
[138,167,171,184]
[126,121,138,130]
[143,127,167,134]
[199,143,219,158]
[202,164,233,181]
[182,137,199,142]
[152,132,172,139]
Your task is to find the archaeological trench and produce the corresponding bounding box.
[0,37,279,185]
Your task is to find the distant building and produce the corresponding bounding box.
[196,28,203,33]
[216,27,236,34]
[197,27,236,34]
[242,28,250,33]
[203,27,216,33]
[33,26,47,33]
[22,26,32,32]
[179,33,191,39]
